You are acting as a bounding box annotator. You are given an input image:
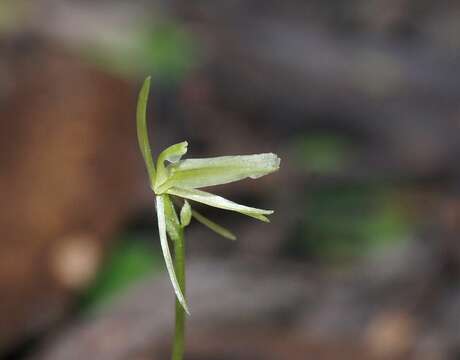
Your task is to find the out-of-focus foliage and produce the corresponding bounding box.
[84,22,199,82]
[285,184,412,262]
[80,236,161,313]
[293,133,356,175]
[0,1,24,32]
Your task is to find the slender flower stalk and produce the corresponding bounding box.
[172,226,185,360]
[136,76,280,360]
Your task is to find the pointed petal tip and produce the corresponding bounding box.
[221,230,237,240]
[141,76,152,91]
[181,141,189,153]
[181,301,191,315]
[259,215,270,223]
[253,210,274,222]
[175,292,190,315]
[176,295,190,315]
[253,209,274,216]
[175,140,189,150]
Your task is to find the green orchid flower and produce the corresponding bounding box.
[136,77,280,314]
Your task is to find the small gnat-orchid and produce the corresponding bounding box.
[137,77,280,314]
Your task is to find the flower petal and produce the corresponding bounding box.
[167,187,273,222]
[156,195,189,314]
[136,76,156,183]
[191,209,236,240]
[163,194,181,242]
[156,153,280,192]
[180,200,192,227]
[155,141,188,191]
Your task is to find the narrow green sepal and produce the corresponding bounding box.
[192,210,236,240]
[136,76,156,182]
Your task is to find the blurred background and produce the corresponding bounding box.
[1,0,460,359]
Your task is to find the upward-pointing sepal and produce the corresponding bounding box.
[136,77,156,183]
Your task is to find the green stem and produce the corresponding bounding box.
[172,228,186,360]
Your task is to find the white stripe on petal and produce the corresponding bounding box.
[167,187,273,222]
[156,195,190,314]
[156,153,280,192]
